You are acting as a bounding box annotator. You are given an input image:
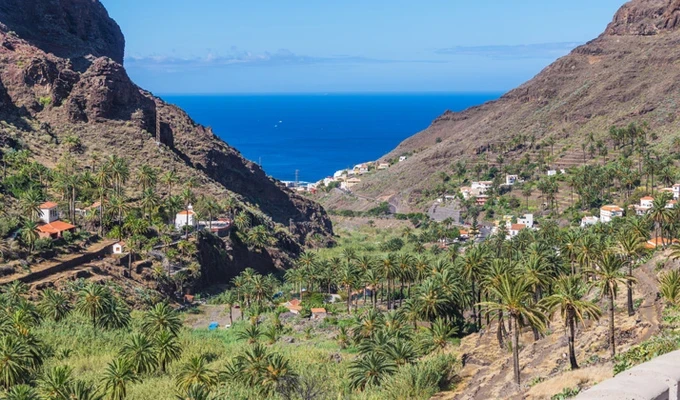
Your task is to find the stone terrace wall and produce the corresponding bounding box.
[575,350,680,400]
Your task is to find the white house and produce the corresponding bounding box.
[175,204,198,230]
[547,170,557,176]
[460,187,471,200]
[673,184,680,200]
[471,181,492,194]
[581,216,599,228]
[505,175,519,186]
[517,214,534,229]
[112,242,125,254]
[600,205,624,222]
[634,196,654,216]
[39,202,59,224]
[353,164,369,175]
[667,200,677,209]
[507,223,526,239]
[399,156,407,162]
[377,162,390,170]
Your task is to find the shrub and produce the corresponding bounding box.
[380,353,458,399]
[34,237,53,251]
[38,96,52,107]
[613,334,679,374]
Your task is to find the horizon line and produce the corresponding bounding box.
[156,90,507,96]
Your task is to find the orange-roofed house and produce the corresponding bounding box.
[37,220,76,239]
[175,204,198,230]
[39,202,59,223]
[311,308,327,319]
[600,205,624,223]
[507,223,526,238]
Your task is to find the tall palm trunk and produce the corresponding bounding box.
[512,315,521,386]
[627,264,634,316]
[609,293,616,357]
[496,311,505,349]
[568,310,578,370]
[346,286,351,313]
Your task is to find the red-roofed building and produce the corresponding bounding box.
[645,237,679,249]
[37,220,76,239]
[508,223,526,238]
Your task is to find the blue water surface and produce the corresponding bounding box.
[161,93,501,182]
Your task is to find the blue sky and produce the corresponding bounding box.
[101,0,626,94]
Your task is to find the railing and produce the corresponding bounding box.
[575,350,680,400]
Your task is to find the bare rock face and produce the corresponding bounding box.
[605,0,680,36]
[0,0,124,70]
[66,57,156,132]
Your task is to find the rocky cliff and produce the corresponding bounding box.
[0,0,333,270]
[346,0,680,206]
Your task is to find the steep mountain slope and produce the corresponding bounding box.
[349,0,680,205]
[0,1,332,258]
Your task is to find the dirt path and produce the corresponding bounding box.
[0,239,117,285]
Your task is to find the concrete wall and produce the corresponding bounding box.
[575,350,680,400]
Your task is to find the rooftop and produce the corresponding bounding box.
[37,220,76,234]
[40,201,58,209]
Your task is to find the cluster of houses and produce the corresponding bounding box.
[460,181,492,206]
[580,184,680,231]
[489,213,536,239]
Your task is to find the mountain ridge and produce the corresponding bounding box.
[339,0,680,208]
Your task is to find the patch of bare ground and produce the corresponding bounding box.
[435,252,665,400]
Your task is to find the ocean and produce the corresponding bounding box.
[161,93,501,183]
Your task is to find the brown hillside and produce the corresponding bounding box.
[0,1,332,250]
[348,0,680,206]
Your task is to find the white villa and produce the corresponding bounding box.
[633,197,654,216]
[175,204,198,230]
[505,175,519,186]
[600,205,624,222]
[39,202,59,224]
[517,214,534,229]
[471,181,493,194]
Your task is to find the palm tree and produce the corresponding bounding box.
[175,356,217,392]
[659,270,680,306]
[75,284,108,327]
[176,384,214,400]
[197,196,221,230]
[337,262,358,312]
[4,384,39,400]
[120,333,158,374]
[479,274,547,386]
[160,170,179,197]
[19,190,42,222]
[180,187,195,238]
[106,155,130,196]
[0,336,32,388]
[236,324,262,344]
[140,188,160,220]
[154,331,182,373]
[107,194,129,240]
[347,353,397,391]
[589,253,635,358]
[137,164,157,191]
[617,232,645,316]
[649,195,673,246]
[20,219,38,253]
[38,288,71,322]
[141,302,182,337]
[427,317,458,351]
[541,275,601,370]
[38,365,74,399]
[101,358,139,400]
